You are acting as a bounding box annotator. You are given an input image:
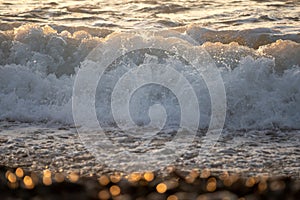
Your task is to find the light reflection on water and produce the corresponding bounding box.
[0,0,299,32]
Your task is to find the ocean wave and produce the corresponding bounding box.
[0,24,299,130]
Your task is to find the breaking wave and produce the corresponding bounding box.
[0,24,299,130]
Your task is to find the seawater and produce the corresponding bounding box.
[0,0,299,130]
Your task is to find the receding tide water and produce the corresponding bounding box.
[0,0,299,177]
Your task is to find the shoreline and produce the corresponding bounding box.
[0,121,299,178]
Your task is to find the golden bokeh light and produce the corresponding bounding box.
[43,177,52,186]
[185,175,195,184]
[8,172,17,183]
[98,190,110,200]
[245,177,256,187]
[190,169,200,178]
[42,169,52,186]
[23,176,33,185]
[206,182,216,192]
[200,169,210,179]
[206,177,217,192]
[208,177,216,183]
[55,173,65,183]
[110,174,121,183]
[156,183,167,193]
[99,175,110,186]
[5,170,12,179]
[167,195,178,200]
[186,169,199,183]
[109,185,121,196]
[68,172,79,183]
[23,176,34,189]
[258,181,267,192]
[43,169,51,178]
[143,172,154,182]
[260,175,269,182]
[15,168,24,178]
[128,172,141,183]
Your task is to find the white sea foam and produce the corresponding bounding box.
[0,24,299,130]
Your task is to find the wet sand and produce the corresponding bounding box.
[0,120,300,199]
[0,121,299,177]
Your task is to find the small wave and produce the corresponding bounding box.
[137,3,190,14]
[186,25,300,48]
